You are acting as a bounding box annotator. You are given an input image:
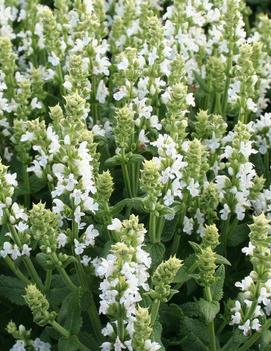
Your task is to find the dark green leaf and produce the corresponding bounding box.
[0,275,25,305]
[58,335,79,351]
[58,289,82,334]
[228,224,249,247]
[145,242,165,268]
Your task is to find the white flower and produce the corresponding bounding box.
[84,224,99,246]
[57,233,68,248]
[186,93,195,107]
[74,239,86,255]
[10,340,26,351]
[113,87,127,101]
[183,216,193,235]
[101,323,114,336]
[251,318,261,332]
[107,218,122,231]
[230,311,242,325]
[235,276,254,291]
[144,340,161,351]
[31,97,42,110]
[74,206,84,225]
[63,80,72,90]
[246,98,257,112]
[5,173,17,187]
[20,132,34,142]
[48,52,60,66]
[101,342,112,351]
[15,222,29,232]
[220,204,231,221]
[81,255,91,266]
[11,244,21,260]
[11,203,28,221]
[33,338,51,351]
[21,244,32,257]
[241,242,255,256]
[239,320,251,336]
[117,57,129,70]
[0,242,13,257]
[114,336,126,351]
[96,80,109,103]
[187,179,200,197]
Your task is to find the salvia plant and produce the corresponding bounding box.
[1,0,271,350]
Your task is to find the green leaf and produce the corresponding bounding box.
[152,321,166,351]
[47,275,70,308]
[58,289,82,334]
[110,197,146,216]
[179,316,209,351]
[188,241,202,253]
[215,254,231,266]
[211,265,225,302]
[197,298,220,323]
[174,254,198,284]
[145,242,165,268]
[228,224,249,247]
[58,335,79,351]
[0,275,25,305]
[128,153,145,163]
[104,155,122,167]
[193,71,211,93]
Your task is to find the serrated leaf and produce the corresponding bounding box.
[58,335,79,351]
[179,316,209,351]
[0,275,25,305]
[46,275,70,308]
[211,265,225,302]
[228,224,249,247]
[198,298,220,323]
[145,242,165,268]
[58,289,82,334]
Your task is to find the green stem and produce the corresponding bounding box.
[6,218,43,290]
[4,256,30,285]
[149,211,157,243]
[51,320,70,337]
[44,270,52,291]
[151,299,161,326]
[52,253,77,291]
[121,162,133,198]
[205,287,217,351]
